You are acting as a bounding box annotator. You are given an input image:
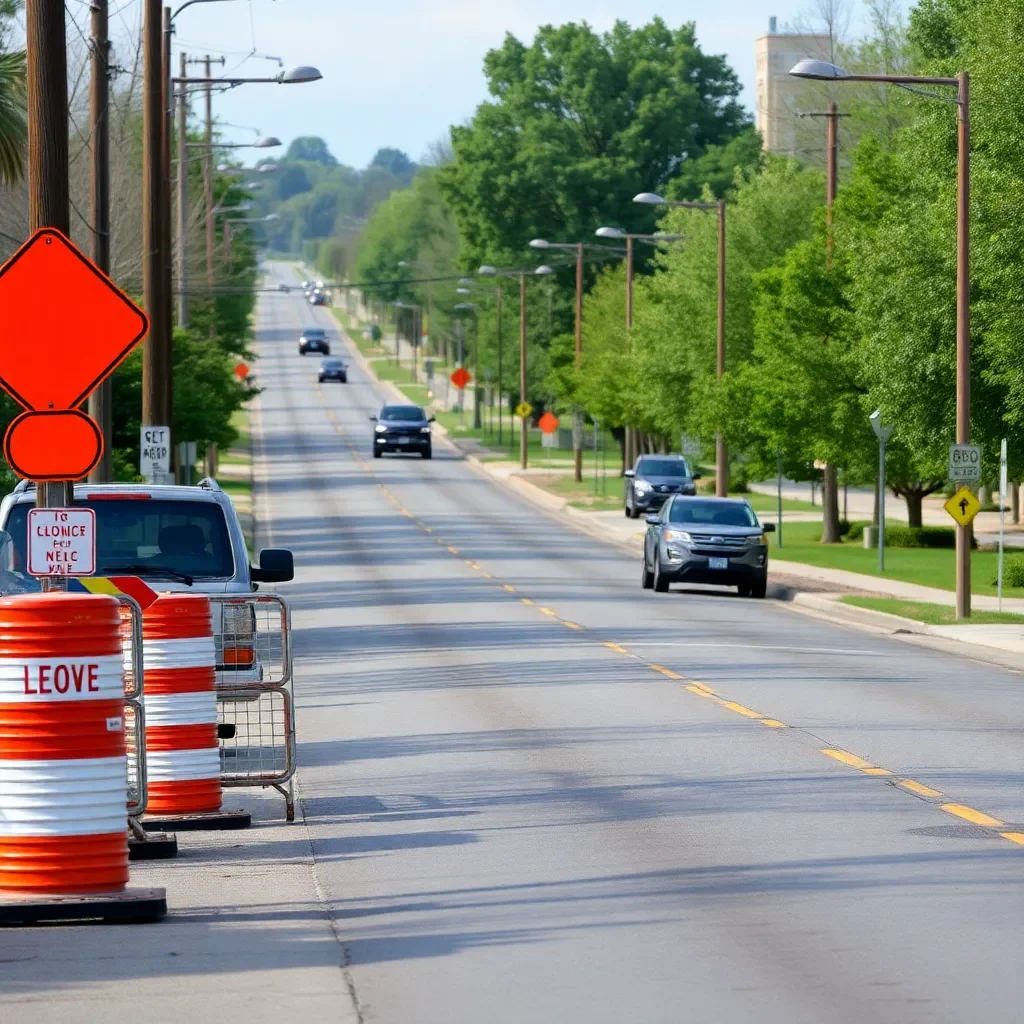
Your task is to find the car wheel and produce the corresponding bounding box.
[373,448,382,458]
[749,576,767,599]
[628,501,640,519]
[623,502,631,518]
[422,447,432,460]
[641,555,654,590]
[340,376,347,383]
[317,376,324,383]
[737,584,751,597]
[653,554,669,593]
[323,348,330,356]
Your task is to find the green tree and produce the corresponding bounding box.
[0,47,26,186]
[285,136,337,165]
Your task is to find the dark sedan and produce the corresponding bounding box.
[371,404,435,459]
[642,496,774,598]
[318,358,347,383]
[299,328,330,356]
[624,455,700,518]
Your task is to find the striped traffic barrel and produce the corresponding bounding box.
[142,594,221,814]
[0,593,128,893]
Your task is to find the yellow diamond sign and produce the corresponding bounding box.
[515,401,533,420]
[944,485,981,527]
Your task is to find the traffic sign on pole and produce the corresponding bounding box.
[538,411,559,435]
[0,228,149,481]
[234,362,250,380]
[944,485,981,527]
[27,508,96,577]
[949,443,982,481]
[450,367,471,390]
[515,401,533,420]
[140,426,171,482]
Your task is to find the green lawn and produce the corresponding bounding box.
[770,520,1023,597]
[841,596,1024,625]
[526,472,623,511]
[739,492,819,513]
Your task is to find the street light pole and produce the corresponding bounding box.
[789,58,971,617]
[496,285,503,445]
[520,272,528,470]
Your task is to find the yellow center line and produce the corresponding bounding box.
[1000,832,1024,846]
[898,779,944,799]
[715,699,763,720]
[563,621,582,630]
[690,681,716,694]
[603,642,629,654]
[759,718,786,728]
[503,584,516,593]
[538,607,558,617]
[481,572,493,579]
[423,526,432,533]
[821,749,888,775]
[447,546,459,555]
[650,664,683,680]
[520,597,534,606]
[940,803,1004,828]
[687,684,715,697]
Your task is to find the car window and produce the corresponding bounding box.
[5,499,235,578]
[303,329,325,338]
[636,458,690,478]
[380,406,425,421]
[668,500,757,527]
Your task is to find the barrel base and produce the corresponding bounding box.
[0,887,167,925]
[128,832,178,860]
[141,809,250,831]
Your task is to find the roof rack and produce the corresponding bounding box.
[13,479,34,493]
[197,477,222,492]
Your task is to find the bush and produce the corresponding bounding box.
[845,521,870,542]
[839,519,852,537]
[999,556,1024,589]
[841,523,975,549]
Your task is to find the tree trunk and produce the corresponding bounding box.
[821,463,841,543]
[1012,481,1019,525]
[980,483,991,507]
[904,489,923,528]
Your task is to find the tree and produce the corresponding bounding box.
[285,136,337,165]
[0,49,25,187]
[438,18,751,266]
[370,147,416,181]
[277,164,312,201]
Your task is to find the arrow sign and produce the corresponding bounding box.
[944,485,981,527]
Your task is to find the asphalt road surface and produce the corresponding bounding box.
[3,265,1018,1023]
[249,264,1024,1022]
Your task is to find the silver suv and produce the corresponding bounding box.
[0,479,293,676]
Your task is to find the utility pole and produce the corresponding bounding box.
[162,6,174,426]
[715,198,727,497]
[203,56,216,322]
[573,241,584,483]
[26,0,70,513]
[955,71,972,619]
[625,235,634,471]
[520,274,529,470]
[176,52,189,327]
[496,285,503,445]
[88,0,112,483]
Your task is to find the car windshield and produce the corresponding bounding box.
[303,329,325,338]
[380,406,425,421]
[322,359,343,368]
[668,500,758,527]
[637,458,690,478]
[4,499,235,579]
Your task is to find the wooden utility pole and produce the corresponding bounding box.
[142,0,165,427]
[88,0,112,483]
[520,273,528,470]
[955,71,972,619]
[161,6,174,425]
[495,285,503,445]
[176,52,189,327]
[573,241,584,483]
[203,56,215,309]
[715,198,727,497]
[26,0,70,511]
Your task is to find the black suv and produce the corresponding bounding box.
[299,327,330,356]
[624,455,700,518]
[371,404,435,459]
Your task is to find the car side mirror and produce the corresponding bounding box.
[624,469,635,478]
[251,547,294,584]
[369,415,377,421]
[429,415,436,423]
[692,473,702,480]
[763,522,776,533]
[645,514,660,525]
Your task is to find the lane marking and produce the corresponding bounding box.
[899,779,943,799]
[821,749,889,775]
[690,681,716,694]
[520,597,534,606]
[716,700,763,719]
[1000,832,1024,846]
[539,607,558,617]
[563,621,582,631]
[687,684,715,697]
[503,584,516,593]
[759,719,786,728]
[603,642,628,654]
[619,642,880,657]
[650,664,683,680]
[447,546,459,554]
[940,803,1004,828]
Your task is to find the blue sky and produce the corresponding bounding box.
[104,0,891,169]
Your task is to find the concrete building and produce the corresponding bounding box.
[755,17,832,156]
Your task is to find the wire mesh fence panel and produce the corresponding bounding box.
[218,686,295,787]
[210,594,291,691]
[125,698,147,817]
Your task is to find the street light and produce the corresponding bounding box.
[453,302,479,426]
[393,299,422,381]
[595,227,683,469]
[478,264,554,469]
[635,191,728,496]
[870,409,894,574]
[790,57,971,618]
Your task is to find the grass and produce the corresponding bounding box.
[738,492,819,513]
[841,596,1024,625]
[219,407,252,466]
[769,520,1024,597]
[527,472,622,512]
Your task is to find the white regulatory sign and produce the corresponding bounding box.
[140,425,171,482]
[27,508,96,577]
[949,444,982,481]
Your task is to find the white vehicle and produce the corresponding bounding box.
[0,479,293,680]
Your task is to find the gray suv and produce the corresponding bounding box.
[642,496,774,598]
[0,479,293,676]
[624,455,700,518]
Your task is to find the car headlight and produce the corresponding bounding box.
[634,480,651,493]
[746,533,768,545]
[374,424,388,433]
[420,426,431,434]
[663,529,692,543]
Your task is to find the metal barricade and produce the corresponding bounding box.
[118,595,148,820]
[209,594,296,820]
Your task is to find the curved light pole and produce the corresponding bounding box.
[479,264,554,468]
[790,57,972,617]
[453,302,478,426]
[458,281,505,441]
[635,191,728,495]
[596,228,683,469]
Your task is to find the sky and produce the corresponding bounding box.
[94,0,892,169]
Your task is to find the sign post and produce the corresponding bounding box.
[870,410,894,573]
[776,451,784,549]
[0,228,149,591]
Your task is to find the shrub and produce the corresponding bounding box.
[1000,557,1024,589]
[839,519,852,537]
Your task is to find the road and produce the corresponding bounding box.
[2,264,1021,1023]
[254,263,1024,1022]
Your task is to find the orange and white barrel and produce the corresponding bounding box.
[142,594,221,815]
[0,593,128,893]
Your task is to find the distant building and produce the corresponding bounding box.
[755,17,831,156]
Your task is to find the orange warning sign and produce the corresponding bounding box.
[234,362,250,380]
[0,228,149,481]
[538,411,559,435]
[450,367,471,390]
